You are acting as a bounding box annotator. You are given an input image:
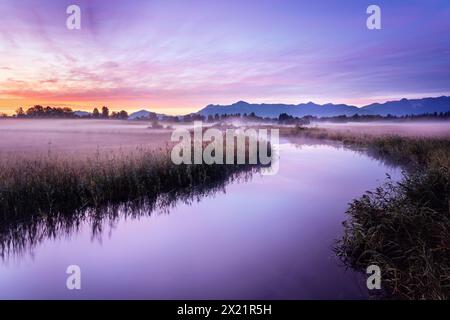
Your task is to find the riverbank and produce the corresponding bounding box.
[283,126,450,299]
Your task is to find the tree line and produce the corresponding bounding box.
[13,106,128,119]
[306,111,450,123]
[4,105,450,123]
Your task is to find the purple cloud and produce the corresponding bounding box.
[0,0,449,113]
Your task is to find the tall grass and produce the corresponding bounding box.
[0,141,268,220]
[284,126,450,299]
[0,130,271,258]
[337,168,450,299]
[0,167,255,259]
[284,126,450,170]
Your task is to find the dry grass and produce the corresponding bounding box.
[0,143,266,219]
[0,120,271,219]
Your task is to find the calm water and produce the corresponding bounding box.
[0,143,401,299]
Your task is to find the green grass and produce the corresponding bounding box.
[284,126,450,299]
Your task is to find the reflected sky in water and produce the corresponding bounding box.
[0,143,401,299]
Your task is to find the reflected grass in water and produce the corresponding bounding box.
[283,126,450,170]
[0,139,268,218]
[0,168,256,259]
[0,138,269,258]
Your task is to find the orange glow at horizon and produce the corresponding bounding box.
[2,92,450,116]
[0,99,202,116]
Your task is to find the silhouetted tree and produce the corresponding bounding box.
[101,106,109,118]
[16,107,25,118]
[192,114,205,121]
[110,110,128,120]
[26,105,44,117]
[110,110,128,119]
[118,110,128,119]
[18,106,74,118]
[93,108,100,118]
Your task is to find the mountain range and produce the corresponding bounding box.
[74,96,450,120]
[197,96,450,118]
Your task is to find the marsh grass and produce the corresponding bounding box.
[337,168,450,299]
[0,125,272,259]
[0,169,255,259]
[284,126,450,299]
[0,139,269,220]
[284,126,450,169]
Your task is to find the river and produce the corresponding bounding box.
[0,142,401,299]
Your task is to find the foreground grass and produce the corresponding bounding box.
[0,129,271,258]
[284,126,450,299]
[0,164,254,259]
[0,144,265,219]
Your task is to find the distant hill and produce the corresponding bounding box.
[362,96,450,116]
[128,110,159,120]
[198,101,360,118]
[197,96,450,118]
[74,110,91,117]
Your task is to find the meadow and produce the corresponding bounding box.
[0,119,265,218]
[0,119,173,156]
[306,121,450,138]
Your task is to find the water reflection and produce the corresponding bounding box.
[0,143,402,299]
[285,136,406,171]
[0,169,256,260]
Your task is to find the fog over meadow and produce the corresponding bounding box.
[0,119,448,157]
[0,119,172,156]
[309,121,450,138]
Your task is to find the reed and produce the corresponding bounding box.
[0,141,267,219]
[284,126,450,299]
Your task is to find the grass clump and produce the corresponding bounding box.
[0,143,267,219]
[0,167,254,259]
[283,126,450,169]
[284,126,450,299]
[337,168,450,299]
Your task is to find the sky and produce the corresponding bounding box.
[0,0,450,115]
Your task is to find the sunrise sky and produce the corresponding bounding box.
[1,0,450,115]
